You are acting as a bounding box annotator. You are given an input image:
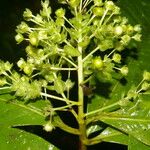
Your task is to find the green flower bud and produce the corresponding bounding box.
[43,122,54,132]
[134,24,141,32]
[17,58,26,69]
[113,6,120,14]
[23,8,33,20]
[126,25,134,34]
[41,0,49,9]
[121,35,131,45]
[121,17,128,25]
[56,18,65,26]
[38,31,48,40]
[15,33,24,44]
[114,26,123,36]
[132,34,141,42]
[69,0,80,8]
[16,22,29,34]
[141,82,150,91]
[112,53,121,63]
[4,61,13,71]
[120,66,128,76]
[34,14,43,23]
[118,99,129,107]
[143,71,150,81]
[105,1,115,10]
[23,65,33,75]
[0,78,7,86]
[65,79,74,90]
[26,45,35,56]
[29,32,39,46]
[55,8,65,18]
[94,0,103,6]
[92,57,104,69]
[41,7,51,17]
[92,7,104,16]
[78,37,90,48]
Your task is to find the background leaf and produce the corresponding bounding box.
[128,135,150,150]
[0,91,59,149]
[0,126,59,150]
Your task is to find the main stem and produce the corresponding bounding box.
[78,35,87,150]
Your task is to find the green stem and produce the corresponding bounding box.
[62,56,78,68]
[50,67,77,71]
[85,101,120,117]
[40,92,78,105]
[83,46,99,62]
[77,32,87,150]
[0,86,11,90]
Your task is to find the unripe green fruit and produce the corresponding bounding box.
[23,65,33,75]
[120,66,128,76]
[105,1,115,10]
[69,0,80,7]
[92,57,104,69]
[94,0,103,6]
[141,82,149,91]
[29,33,39,46]
[55,8,65,18]
[43,123,54,132]
[112,53,121,63]
[143,71,150,81]
[92,7,104,16]
[114,26,123,36]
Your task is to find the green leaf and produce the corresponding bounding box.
[99,111,150,146]
[100,127,128,145]
[128,135,150,150]
[0,126,58,150]
[0,93,46,126]
[0,92,59,149]
[64,45,80,57]
[89,127,128,145]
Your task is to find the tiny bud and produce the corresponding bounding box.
[23,65,33,75]
[16,22,29,34]
[69,0,80,8]
[120,66,128,76]
[141,82,150,91]
[34,14,43,23]
[121,35,131,45]
[132,34,141,42]
[143,71,150,81]
[105,1,115,10]
[134,24,141,32]
[17,58,25,69]
[55,8,65,18]
[0,78,7,86]
[92,7,104,16]
[92,57,104,69]
[112,53,121,63]
[114,26,123,36]
[29,32,39,46]
[94,0,103,6]
[15,33,24,44]
[23,8,32,20]
[43,123,54,132]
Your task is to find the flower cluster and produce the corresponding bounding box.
[119,71,150,107]
[0,0,141,103]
